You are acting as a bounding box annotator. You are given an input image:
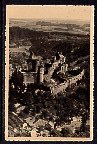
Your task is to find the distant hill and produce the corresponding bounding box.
[9,26,90,61]
[9,19,90,34]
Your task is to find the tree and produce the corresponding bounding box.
[80,111,89,132]
[10,68,24,90]
[61,127,72,137]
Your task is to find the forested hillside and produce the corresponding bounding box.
[9,26,90,61]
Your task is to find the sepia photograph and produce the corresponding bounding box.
[5,5,94,141]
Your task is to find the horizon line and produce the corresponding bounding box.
[10,18,90,23]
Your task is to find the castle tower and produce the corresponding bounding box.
[39,66,44,83]
[60,63,68,74]
[64,63,68,74]
[37,63,44,83]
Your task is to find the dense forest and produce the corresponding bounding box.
[9,70,90,137]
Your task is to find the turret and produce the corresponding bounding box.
[64,56,66,63]
[65,64,68,72]
[59,54,66,64]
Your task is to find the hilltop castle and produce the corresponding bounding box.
[20,51,68,86]
[12,51,84,95]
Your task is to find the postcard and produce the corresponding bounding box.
[5,5,94,141]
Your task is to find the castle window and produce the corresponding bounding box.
[61,66,64,71]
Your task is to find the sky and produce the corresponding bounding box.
[6,5,93,22]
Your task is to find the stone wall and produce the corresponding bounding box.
[69,69,84,85]
[51,81,69,94]
[51,69,84,94]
